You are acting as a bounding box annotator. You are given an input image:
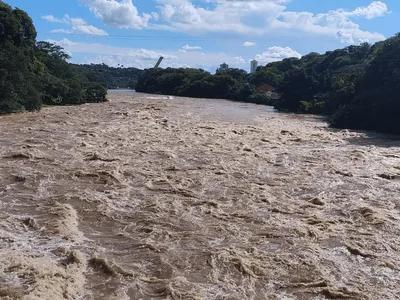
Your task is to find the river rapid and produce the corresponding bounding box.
[1,93,400,299]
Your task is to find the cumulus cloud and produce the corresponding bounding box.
[180,44,202,52]
[42,15,65,23]
[234,56,246,64]
[43,14,108,36]
[349,1,390,19]
[81,0,151,29]
[275,1,388,43]
[73,0,388,45]
[254,46,302,64]
[243,41,256,47]
[150,0,287,34]
[336,29,354,43]
[46,38,250,70]
[148,0,387,44]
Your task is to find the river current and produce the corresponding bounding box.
[1,93,400,299]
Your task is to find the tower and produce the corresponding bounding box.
[250,59,258,73]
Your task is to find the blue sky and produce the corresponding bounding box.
[6,0,399,72]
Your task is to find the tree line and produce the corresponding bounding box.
[136,36,400,134]
[136,67,271,105]
[73,63,142,89]
[0,1,110,114]
[272,38,400,134]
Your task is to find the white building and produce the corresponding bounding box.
[250,59,258,73]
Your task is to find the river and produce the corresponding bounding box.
[1,92,400,299]
[107,89,136,94]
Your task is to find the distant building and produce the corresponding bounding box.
[218,62,229,71]
[250,59,258,73]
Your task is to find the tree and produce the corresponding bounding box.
[0,1,41,113]
[85,84,108,103]
[329,34,400,133]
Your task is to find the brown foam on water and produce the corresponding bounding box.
[45,202,83,242]
[1,93,400,299]
[0,213,87,300]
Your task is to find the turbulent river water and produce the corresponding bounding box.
[1,93,400,300]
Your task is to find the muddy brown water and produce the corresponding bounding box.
[1,93,400,300]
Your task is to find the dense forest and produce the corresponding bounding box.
[74,64,142,89]
[136,67,270,105]
[0,1,117,113]
[136,35,400,134]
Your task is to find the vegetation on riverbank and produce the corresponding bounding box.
[136,67,271,105]
[0,1,108,113]
[136,34,400,134]
[73,64,142,90]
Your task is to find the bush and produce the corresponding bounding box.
[247,93,271,105]
[60,80,85,105]
[85,84,107,103]
[299,100,325,114]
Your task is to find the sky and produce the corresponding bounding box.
[5,0,399,72]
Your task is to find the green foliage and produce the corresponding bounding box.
[0,1,111,113]
[136,68,265,103]
[265,35,400,134]
[247,92,272,105]
[74,63,142,89]
[299,100,325,114]
[85,84,108,103]
[329,34,400,134]
[274,43,375,115]
[0,1,41,113]
[136,67,279,106]
[249,67,283,87]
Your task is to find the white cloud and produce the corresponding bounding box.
[69,17,108,35]
[46,38,252,70]
[254,46,302,64]
[154,0,286,34]
[336,29,354,43]
[43,14,108,36]
[151,12,160,21]
[243,41,256,47]
[234,56,246,64]
[51,29,73,34]
[61,38,77,46]
[70,0,388,46]
[274,1,388,44]
[182,44,202,50]
[81,0,151,29]
[42,15,65,23]
[349,1,390,19]
[148,0,387,44]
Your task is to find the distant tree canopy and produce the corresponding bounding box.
[136,67,272,105]
[274,42,374,114]
[73,64,142,89]
[329,34,400,134]
[0,1,40,112]
[136,35,400,134]
[0,1,109,114]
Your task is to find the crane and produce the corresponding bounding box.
[154,56,164,69]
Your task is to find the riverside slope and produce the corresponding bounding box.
[1,93,400,299]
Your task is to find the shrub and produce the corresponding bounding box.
[85,84,107,103]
